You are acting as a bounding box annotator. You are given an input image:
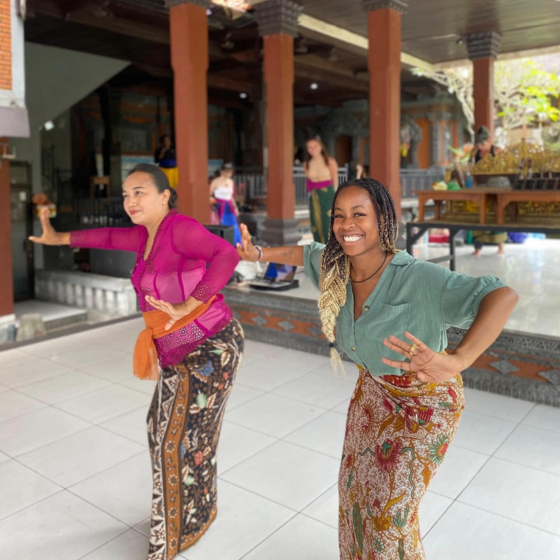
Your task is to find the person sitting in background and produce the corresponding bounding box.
[155,135,178,189]
[469,126,506,256]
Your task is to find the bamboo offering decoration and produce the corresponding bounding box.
[472,139,560,175]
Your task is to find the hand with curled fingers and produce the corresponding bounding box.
[145,296,203,331]
[382,331,465,383]
[29,207,68,246]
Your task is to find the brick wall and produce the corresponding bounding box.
[0,0,12,91]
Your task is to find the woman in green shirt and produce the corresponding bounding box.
[237,178,518,560]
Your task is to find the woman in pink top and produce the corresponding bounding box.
[30,164,244,560]
[304,137,339,243]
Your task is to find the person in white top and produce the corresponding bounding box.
[210,163,241,245]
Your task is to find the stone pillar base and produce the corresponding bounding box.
[260,218,302,247]
[0,314,16,343]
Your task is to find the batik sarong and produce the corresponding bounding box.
[147,319,244,560]
[339,368,465,560]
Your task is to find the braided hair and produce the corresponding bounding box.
[318,178,398,373]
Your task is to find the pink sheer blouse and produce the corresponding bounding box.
[70,210,239,369]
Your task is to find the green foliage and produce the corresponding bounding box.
[414,57,560,137]
[495,60,560,129]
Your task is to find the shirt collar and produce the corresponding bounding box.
[389,250,413,266]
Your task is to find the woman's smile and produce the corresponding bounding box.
[341,234,364,244]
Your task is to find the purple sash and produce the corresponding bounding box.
[214,198,236,219]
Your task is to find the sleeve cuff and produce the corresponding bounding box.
[472,276,507,316]
[69,231,84,248]
[191,283,215,303]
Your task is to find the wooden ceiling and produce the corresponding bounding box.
[25,0,559,108]
[299,0,560,63]
[25,0,379,106]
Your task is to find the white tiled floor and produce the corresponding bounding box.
[1,321,560,559]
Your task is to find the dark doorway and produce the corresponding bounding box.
[335,135,353,166]
[10,162,34,301]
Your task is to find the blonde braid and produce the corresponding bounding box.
[318,238,350,376]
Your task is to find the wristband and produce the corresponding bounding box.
[254,245,264,261]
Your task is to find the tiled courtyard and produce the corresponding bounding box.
[1,318,559,559]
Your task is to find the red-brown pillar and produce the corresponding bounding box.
[0,139,14,317]
[363,0,407,221]
[167,0,210,224]
[466,32,501,139]
[254,0,302,246]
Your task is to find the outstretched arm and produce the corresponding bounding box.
[236,224,303,266]
[29,207,142,252]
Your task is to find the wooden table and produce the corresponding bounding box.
[495,191,560,225]
[415,189,492,224]
[416,189,560,226]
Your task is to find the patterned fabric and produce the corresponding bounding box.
[309,185,335,244]
[471,230,507,245]
[147,319,244,560]
[339,368,465,560]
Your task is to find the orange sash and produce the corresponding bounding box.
[133,297,216,380]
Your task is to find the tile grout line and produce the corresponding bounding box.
[74,525,137,560]
[452,414,518,505]
[425,397,531,538]
[0,488,66,523]
[451,499,560,539]
[421,497,455,541]
[217,438,279,478]
[216,477,301,514]
[7,375,115,410]
[235,513,302,560]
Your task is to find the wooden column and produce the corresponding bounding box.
[466,32,501,139]
[0,139,14,317]
[167,0,210,224]
[255,0,302,246]
[363,0,408,221]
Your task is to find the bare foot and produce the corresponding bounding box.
[497,243,505,255]
[473,249,482,257]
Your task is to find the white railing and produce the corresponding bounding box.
[234,166,349,209]
[400,168,445,198]
[35,270,138,318]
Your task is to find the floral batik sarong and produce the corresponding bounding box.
[339,368,465,560]
[147,319,244,560]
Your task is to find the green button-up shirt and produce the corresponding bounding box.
[303,243,506,376]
